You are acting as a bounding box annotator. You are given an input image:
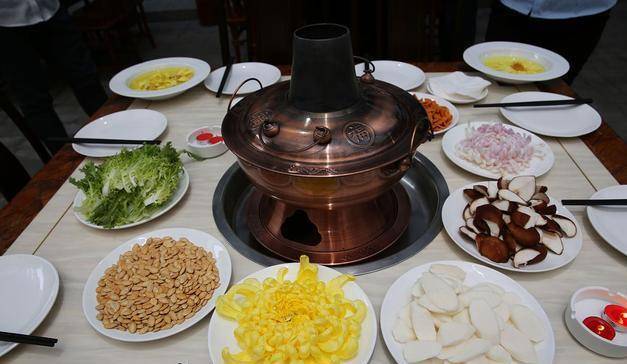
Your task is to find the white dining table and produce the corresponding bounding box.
[3,74,626,363]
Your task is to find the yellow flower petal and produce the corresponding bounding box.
[216,256,366,363]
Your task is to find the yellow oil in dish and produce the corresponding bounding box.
[483,55,545,74]
[129,67,194,91]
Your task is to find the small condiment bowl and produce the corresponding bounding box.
[186,126,227,159]
[564,286,627,358]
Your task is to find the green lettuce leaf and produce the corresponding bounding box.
[70,142,183,228]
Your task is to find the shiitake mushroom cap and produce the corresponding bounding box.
[502,231,518,256]
[513,245,547,267]
[532,201,557,215]
[464,188,485,201]
[541,218,563,236]
[511,211,531,228]
[507,222,541,247]
[476,234,511,263]
[529,244,548,264]
[475,204,505,227]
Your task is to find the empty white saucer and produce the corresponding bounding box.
[355,60,425,90]
[587,185,627,256]
[0,254,59,357]
[204,62,281,95]
[500,92,602,137]
[72,109,167,158]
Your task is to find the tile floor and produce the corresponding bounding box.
[1,2,626,207]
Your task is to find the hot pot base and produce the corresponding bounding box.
[212,153,449,275]
[245,184,410,265]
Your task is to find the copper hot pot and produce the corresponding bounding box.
[221,23,431,264]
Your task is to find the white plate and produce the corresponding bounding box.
[82,228,231,342]
[587,185,627,256]
[499,92,602,137]
[427,79,488,104]
[204,62,281,95]
[230,97,243,107]
[442,121,554,179]
[442,181,583,272]
[208,263,377,364]
[355,60,425,90]
[463,41,569,84]
[73,168,189,229]
[0,254,59,357]
[72,110,168,158]
[110,57,211,100]
[380,260,555,363]
[411,92,459,135]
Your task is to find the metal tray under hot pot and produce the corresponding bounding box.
[212,153,449,275]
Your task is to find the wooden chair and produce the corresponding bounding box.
[0,88,52,202]
[72,0,155,67]
[0,141,30,202]
[225,0,247,62]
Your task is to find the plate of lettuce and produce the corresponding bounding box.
[71,143,189,229]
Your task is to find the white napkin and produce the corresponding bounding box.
[429,72,491,100]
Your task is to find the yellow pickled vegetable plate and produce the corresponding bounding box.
[208,256,377,364]
[109,57,211,101]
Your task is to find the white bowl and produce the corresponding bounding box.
[564,286,627,358]
[186,126,227,159]
[463,41,569,84]
[110,57,210,100]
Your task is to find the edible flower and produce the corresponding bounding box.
[216,256,366,363]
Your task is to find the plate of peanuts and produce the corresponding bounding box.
[82,228,231,341]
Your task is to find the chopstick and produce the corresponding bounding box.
[47,137,161,145]
[0,331,58,347]
[473,98,593,108]
[561,199,627,206]
[216,59,233,98]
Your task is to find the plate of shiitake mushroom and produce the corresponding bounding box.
[442,175,582,272]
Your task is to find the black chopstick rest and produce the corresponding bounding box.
[0,331,58,347]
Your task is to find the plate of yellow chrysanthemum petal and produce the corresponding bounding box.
[208,256,377,364]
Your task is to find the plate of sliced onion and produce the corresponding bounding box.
[442,121,554,179]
